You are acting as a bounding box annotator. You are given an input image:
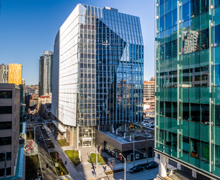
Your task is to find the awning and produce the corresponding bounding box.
[21,122,26,135]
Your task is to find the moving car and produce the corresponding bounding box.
[129,166,144,173]
[145,161,158,169]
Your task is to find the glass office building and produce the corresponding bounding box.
[52,4,143,148]
[39,51,53,97]
[155,0,220,179]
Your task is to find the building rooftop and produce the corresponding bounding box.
[100,131,154,144]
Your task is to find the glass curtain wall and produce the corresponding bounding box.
[78,5,144,128]
[155,0,220,177]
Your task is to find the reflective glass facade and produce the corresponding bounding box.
[39,51,53,97]
[78,5,144,126]
[155,0,220,178]
[52,4,143,128]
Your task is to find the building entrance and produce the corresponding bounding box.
[82,137,92,147]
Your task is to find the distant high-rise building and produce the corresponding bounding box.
[52,4,144,148]
[155,1,220,179]
[0,64,8,83]
[143,78,155,110]
[8,63,22,85]
[39,51,53,97]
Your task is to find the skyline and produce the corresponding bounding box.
[0,0,154,85]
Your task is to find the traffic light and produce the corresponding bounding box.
[46,163,49,168]
[65,161,67,165]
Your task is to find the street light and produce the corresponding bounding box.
[133,134,135,167]
[119,153,126,180]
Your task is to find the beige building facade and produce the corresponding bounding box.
[0,84,20,178]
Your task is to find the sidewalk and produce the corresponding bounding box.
[44,123,85,180]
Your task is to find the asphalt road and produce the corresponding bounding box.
[35,126,59,180]
[113,167,158,180]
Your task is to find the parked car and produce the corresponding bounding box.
[129,166,144,173]
[145,161,158,169]
[145,123,151,127]
[48,119,52,122]
[150,125,155,128]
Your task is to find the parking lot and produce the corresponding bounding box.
[142,118,155,130]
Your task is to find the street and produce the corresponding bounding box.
[35,125,59,180]
[113,167,158,180]
[26,115,159,180]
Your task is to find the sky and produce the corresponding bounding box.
[0,0,155,85]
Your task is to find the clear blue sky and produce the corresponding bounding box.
[0,0,155,85]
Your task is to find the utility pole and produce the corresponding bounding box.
[133,135,135,167]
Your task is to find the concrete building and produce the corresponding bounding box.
[0,64,8,83]
[0,84,24,179]
[143,78,155,111]
[52,4,143,149]
[155,1,220,179]
[8,64,22,86]
[39,51,53,97]
[0,64,22,85]
[37,93,52,116]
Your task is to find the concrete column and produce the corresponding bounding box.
[160,155,167,177]
[76,126,79,149]
[177,163,181,170]
[192,170,197,178]
[124,133,126,138]
[112,124,114,133]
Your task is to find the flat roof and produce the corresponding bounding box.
[100,131,154,144]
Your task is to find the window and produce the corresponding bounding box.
[0,167,11,176]
[0,122,12,130]
[191,0,200,17]
[0,152,11,161]
[215,25,220,47]
[0,137,11,145]
[200,29,209,50]
[0,106,12,114]
[182,136,189,154]
[0,91,12,98]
